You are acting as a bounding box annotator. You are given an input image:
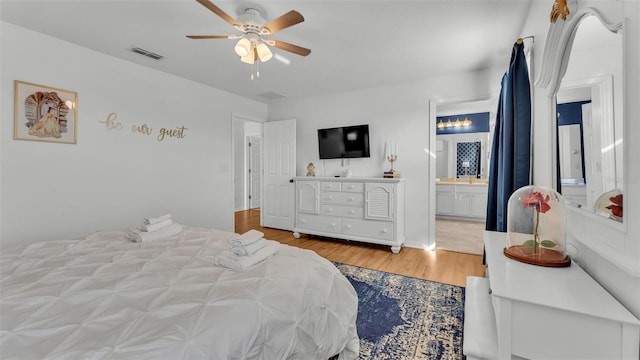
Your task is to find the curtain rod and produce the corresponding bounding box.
[516,36,535,44]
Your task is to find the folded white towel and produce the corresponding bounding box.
[127,223,183,242]
[139,218,173,232]
[230,238,267,256]
[215,240,279,270]
[143,213,172,225]
[230,229,265,247]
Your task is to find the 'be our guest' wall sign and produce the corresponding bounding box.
[98,112,189,141]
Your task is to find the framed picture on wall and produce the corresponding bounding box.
[14,80,78,144]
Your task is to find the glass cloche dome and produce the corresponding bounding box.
[594,188,623,222]
[504,185,571,267]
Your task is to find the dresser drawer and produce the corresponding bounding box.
[342,218,394,241]
[297,214,341,234]
[320,182,341,191]
[320,192,364,205]
[341,182,364,193]
[320,204,363,218]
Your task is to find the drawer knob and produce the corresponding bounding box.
[349,210,355,214]
[327,208,333,212]
[301,219,306,223]
[349,197,355,201]
[330,222,337,227]
[345,224,352,229]
[382,228,388,233]
[328,196,333,200]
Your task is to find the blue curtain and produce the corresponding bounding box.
[485,42,532,232]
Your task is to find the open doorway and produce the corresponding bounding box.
[429,97,497,254]
[232,114,264,212]
[247,136,262,209]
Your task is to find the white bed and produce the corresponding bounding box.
[0,226,359,359]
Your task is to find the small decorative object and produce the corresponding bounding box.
[343,169,352,178]
[306,162,315,177]
[14,80,78,144]
[594,189,623,222]
[504,185,571,267]
[550,0,570,23]
[384,141,401,178]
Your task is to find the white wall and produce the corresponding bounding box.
[268,68,504,249]
[0,22,267,248]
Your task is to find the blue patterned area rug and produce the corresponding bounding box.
[334,263,465,360]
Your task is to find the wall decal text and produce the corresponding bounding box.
[99,112,189,142]
[98,112,123,131]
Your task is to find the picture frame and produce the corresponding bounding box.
[14,80,78,144]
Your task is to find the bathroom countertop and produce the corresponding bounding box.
[436,179,488,186]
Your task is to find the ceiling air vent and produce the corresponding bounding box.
[259,91,286,100]
[130,47,164,60]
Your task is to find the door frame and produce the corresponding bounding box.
[231,112,265,228]
[248,135,262,209]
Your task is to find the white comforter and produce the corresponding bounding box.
[0,227,359,359]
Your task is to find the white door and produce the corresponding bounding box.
[262,119,296,230]
[248,136,262,209]
[581,103,602,208]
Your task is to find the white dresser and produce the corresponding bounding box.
[464,231,640,360]
[293,177,405,253]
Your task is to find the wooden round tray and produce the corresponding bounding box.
[503,245,571,267]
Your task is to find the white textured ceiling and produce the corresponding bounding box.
[1,0,534,103]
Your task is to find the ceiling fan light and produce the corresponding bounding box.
[256,42,272,62]
[234,38,251,57]
[240,52,255,64]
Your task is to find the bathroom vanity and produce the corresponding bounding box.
[435,181,488,220]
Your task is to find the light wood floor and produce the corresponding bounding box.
[235,209,486,287]
[435,218,485,255]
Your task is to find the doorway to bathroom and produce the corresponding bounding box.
[430,96,497,254]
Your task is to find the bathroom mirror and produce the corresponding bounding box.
[555,14,623,220]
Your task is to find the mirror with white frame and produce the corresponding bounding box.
[555,14,623,221]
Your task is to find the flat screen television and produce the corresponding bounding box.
[317,124,370,159]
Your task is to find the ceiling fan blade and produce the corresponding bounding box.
[260,10,304,34]
[186,35,232,39]
[196,0,239,27]
[271,40,311,57]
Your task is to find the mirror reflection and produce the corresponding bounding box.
[556,15,623,221]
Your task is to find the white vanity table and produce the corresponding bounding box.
[464,231,640,360]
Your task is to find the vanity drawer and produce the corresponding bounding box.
[342,218,394,241]
[320,192,364,205]
[297,214,341,234]
[341,182,364,193]
[320,204,363,218]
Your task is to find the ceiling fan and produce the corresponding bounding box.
[187,0,311,66]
